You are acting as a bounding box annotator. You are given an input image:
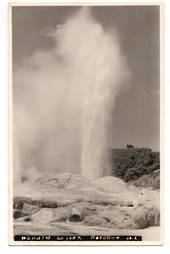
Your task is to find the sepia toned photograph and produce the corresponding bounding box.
[9,3,162,245]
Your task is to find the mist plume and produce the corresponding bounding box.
[13,8,130,182]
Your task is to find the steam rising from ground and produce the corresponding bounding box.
[13,8,130,182]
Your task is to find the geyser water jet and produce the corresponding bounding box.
[14,7,130,182]
[79,10,130,180]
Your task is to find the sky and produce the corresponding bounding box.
[12,6,160,176]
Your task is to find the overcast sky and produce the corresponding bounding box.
[12,5,160,160]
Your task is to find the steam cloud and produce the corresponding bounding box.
[13,8,130,182]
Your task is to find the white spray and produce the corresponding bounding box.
[14,8,130,182]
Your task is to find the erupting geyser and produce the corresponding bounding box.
[14,8,130,182]
[79,9,130,179]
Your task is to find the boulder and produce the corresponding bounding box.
[22,203,39,214]
[69,207,83,222]
[13,210,29,219]
[31,208,55,224]
[53,207,72,222]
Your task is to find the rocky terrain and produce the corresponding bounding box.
[13,172,160,241]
